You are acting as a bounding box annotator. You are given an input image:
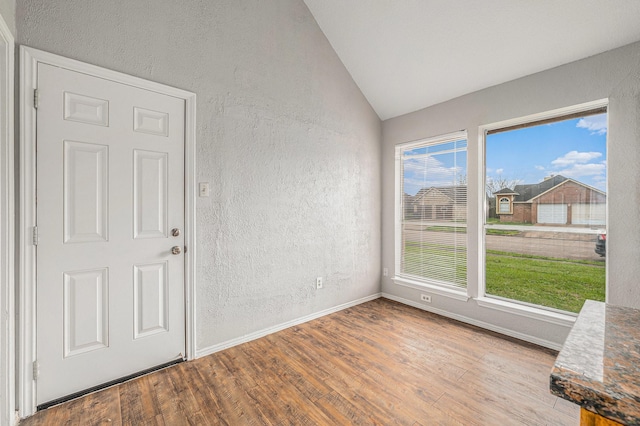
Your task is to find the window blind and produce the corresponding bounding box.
[396,133,467,288]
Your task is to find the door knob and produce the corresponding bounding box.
[171,228,181,237]
[171,246,182,255]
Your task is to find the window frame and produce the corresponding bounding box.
[477,99,608,323]
[393,130,470,301]
[498,197,512,214]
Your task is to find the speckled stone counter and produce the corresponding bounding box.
[551,300,640,425]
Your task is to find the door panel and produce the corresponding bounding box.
[36,63,185,405]
[133,150,168,239]
[63,268,109,357]
[63,92,109,126]
[63,141,109,243]
[133,261,169,339]
[133,107,169,136]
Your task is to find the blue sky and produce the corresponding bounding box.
[402,113,607,196]
[486,113,607,192]
[402,140,467,195]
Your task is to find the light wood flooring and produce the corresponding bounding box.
[20,298,579,425]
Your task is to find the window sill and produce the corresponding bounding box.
[392,276,470,302]
[476,296,576,327]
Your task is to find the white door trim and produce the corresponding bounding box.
[0,13,14,426]
[18,46,197,417]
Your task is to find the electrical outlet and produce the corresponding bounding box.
[420,294,431,303]
[383,268,388,276]
[316,277,323,289]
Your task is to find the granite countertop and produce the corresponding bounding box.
[551,300,640,425]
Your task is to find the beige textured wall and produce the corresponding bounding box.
[17,0,382,351]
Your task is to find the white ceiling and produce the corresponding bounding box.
[303,0,640,120]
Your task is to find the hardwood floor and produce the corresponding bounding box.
[20,298,579,425]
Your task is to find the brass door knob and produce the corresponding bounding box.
[171,246,182,255]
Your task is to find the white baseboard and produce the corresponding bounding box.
[195,291,562,359]
[195,293,382,358]
[381,293,563,351]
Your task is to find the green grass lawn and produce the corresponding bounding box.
[486,229,521,236]
[486,218,534,226]
[403,242,467,287]
[485,253,605,313]
[424,225,466,233]
[403,243,605,313]
[423,226,519,236]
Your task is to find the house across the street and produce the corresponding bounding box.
[404,185,467,221]
[494,175,606,225]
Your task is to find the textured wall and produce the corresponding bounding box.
[17,0,381,350]
[0,0,14,35]
[382,41,640,347]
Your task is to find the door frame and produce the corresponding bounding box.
[0,12,14,426]
[18,46,197,417]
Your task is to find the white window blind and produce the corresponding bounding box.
[395,132,467,289]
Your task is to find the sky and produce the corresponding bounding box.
[402,113,607,196]
[402,140,467,196]
[486,113,607,192]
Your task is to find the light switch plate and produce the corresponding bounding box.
[199,182,210,197]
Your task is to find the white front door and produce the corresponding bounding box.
[36,63,186,405]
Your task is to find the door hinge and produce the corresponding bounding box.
[33,361,40,380]
[33,88,39,109]
[32,226,39,246]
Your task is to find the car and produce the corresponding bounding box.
[595,230,606,257]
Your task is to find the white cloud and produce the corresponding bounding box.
[495,168,504,174]
[402,156,464,194]
[576,115,607,135]
[557,162,606,178]
[534,165,545,171]
[551,151,602,167]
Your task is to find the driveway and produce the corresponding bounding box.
[403,228,603,261]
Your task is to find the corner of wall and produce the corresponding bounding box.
[0,0,15,38]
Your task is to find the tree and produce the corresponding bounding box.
[456,174,520,197]
[486,175,520,197]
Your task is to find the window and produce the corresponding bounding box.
[483,105,607,314]
[395,132,467,292]
[499,197,511,214]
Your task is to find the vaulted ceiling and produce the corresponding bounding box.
[304,0,640,120]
